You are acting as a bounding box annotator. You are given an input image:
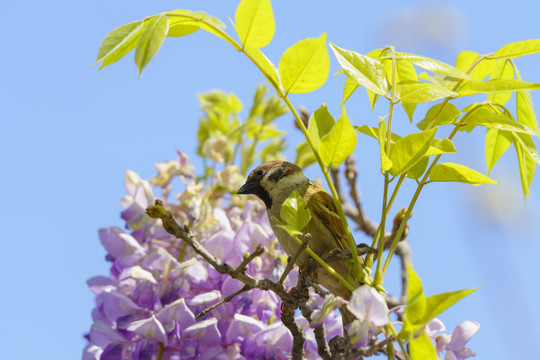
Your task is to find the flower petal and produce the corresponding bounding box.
[127,314,168,345]
[347,286,389,326]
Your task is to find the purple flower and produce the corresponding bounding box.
[347,285,389,327]
[346,286,389,349]
[84,153,344,359]
[310,294,346,327]
[440,321,479,360]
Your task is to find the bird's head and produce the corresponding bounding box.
[237,161,306,209]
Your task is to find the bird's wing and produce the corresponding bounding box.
[307,183,350,251]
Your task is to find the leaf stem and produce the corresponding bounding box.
[382,110,471,274]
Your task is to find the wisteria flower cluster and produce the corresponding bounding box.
[83,151,346,359]
[83,149,480,359]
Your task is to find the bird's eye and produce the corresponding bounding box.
[256,169,264,176]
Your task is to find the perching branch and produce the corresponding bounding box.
[146,200,296,304]
[147,200,333,358]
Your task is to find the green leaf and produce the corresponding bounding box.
[514,140,535,199]
[392,59,418,121]
[135,15,169,77]
[455,50,496,81]
[430,162,497,185]
[167,10,200,37]
[459,79,540,96]
[281,190,311,230]
[466,113,539,136]
[395,52,472,80]
[246,47,280,88]
[329,43,388,95]
[170,10,236,48]
[95,20,146,69]
[493,39,540,59]
[410,332,438,360]
[260,139,286,163]
[485,128,513,174]
[279,33,329,94]
[417,103,461,130]
[308,103,335,150]
[235,0,274,48]
[487,60,514,105]
[405,263,425,324]
[320,107,357,167]
[425,138,457,156]
[511,132,540,165]
[419,72,460,90]
[407,156,429,179]
[400,263,426,341]
[378,119,393,171]
[514,65,539,132]
[295,141,317,169]
[389,128,437,175]
[340,76,359,107]
[423,287,479,324]
[354,125,402,143]
[395,81,457,103]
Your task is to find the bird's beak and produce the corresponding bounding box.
[237,181,258,195]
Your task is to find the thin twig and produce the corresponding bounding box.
[195,285,251,319]
[146,200,295,303]
[232,245,265,277]
[278,234,311,287]
[345,156,379,237]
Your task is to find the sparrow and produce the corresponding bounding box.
[237,160,358,325]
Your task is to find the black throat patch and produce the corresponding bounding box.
[256,186,272,209]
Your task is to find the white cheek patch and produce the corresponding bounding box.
[265,171,306,200]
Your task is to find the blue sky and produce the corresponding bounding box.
[1,0,539,359]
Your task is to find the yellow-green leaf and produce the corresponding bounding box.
[399,263,426,341]
[320,107,357,167]
[95,20,146,70]
[459,79,540,96]
[279,33,329,94]
[493,39,540,59]
[176,11,237,49]
[487,60,514,105]
[514,141,535,199]
[514,64,539,132]
[423,287,479,324]
[340,76,359,107]
[235,0,274,48]
[395,81,457,103]
[426,138,457,156]
[392,60,418,121]
[330,43,388,95]
[419,72,460,90]
[389,128,436,175]
[295,141,317,169]
[308,103,335,150]
[455,50,496,80]
[396,52,472,80]
[485,128,513,174]
[466,114,539,136]
[511,132,540,165]
[354,125,401,143]
[430,162,497,185]
[135,15,169,77]
[407,156,429,179]
[167,10,200,37]
[246,47,280,88]
[281,190,311,230]
[417,103,461,130]
[410,332,438,360]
